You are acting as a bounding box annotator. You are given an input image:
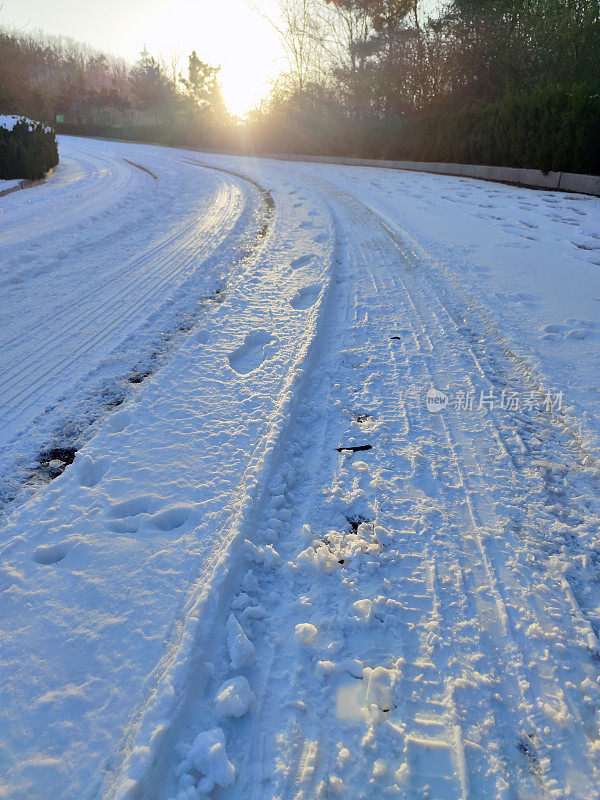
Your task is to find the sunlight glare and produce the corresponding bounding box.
[140,0,282,117]
[220,65,273,117]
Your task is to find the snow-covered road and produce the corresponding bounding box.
[1,137,599,800]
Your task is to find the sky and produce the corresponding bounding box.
[0,0,285,115]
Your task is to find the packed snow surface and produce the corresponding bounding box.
[1,136,600,800]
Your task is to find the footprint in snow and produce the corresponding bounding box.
[150,505,192,531]
[566,329,588,340]
[542,323,565,334]
[289,284,320,311]
[108,495,152,519]
[228,331,275,375]
[291,255,315,270]
[108,518,140,534]
[33,539,78,565]
[78,454,110,488]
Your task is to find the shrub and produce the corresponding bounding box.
[0,118,59,180]
[395,85,600,175]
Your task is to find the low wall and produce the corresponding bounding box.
[259,153,600,196]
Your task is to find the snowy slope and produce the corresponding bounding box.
[311,163,600,449]
[0,138,599,800]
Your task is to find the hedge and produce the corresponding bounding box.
[388,85,600,175]
[248,85,599,175]
[0,119,59,180]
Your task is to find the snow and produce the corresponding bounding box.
[294,622,319,645]
[0,114,26,131]
[0,135,599,800]
[0,114,49,132]
[171,728,235,797]
[214,676,255,718]
[226,614,256,669]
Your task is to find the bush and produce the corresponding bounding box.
[0,119,59,180]
[395,85,600,175]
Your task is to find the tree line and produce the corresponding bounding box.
[0,26,226,127]
[245,0,600,172]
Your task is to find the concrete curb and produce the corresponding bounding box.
[558,172,600,195]
[0,167,56,199]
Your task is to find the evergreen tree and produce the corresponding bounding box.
[180,51,225,115]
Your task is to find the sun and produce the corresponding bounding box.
[212,5,282,118]
[139,0,283,119]
[220,66,272,117]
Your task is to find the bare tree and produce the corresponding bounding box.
[256,0,326,92]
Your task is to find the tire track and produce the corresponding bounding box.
[102,172,338,800]
[0,153,272,514]
[148,172,600,799]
